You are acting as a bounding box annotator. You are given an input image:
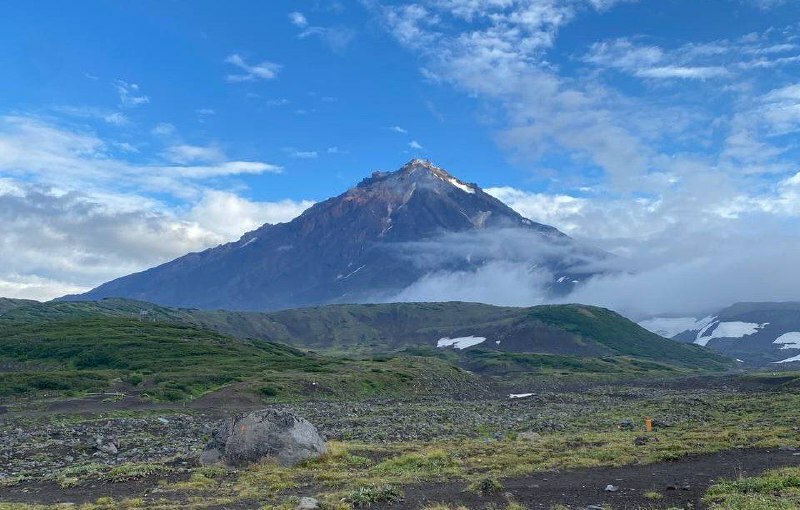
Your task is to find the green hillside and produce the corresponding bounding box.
[0,297,38,314]
[2,299,733,371]
[0,314,484,401]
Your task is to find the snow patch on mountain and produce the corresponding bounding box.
[773,354,800,364]
[773,332,800,350]
[437,336,486,349]
[695,321,768,346]
[447,177,475,194]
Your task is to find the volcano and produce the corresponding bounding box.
[63,160,604,311]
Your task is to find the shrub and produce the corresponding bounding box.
[470,477,504,495]
[346,485,404,506]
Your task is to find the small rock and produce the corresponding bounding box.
[296,497,319,509]
[605,484,619,492]
[618,419,635,431]
[157,418,170,425]
[518,431,542,441]
[98,443,118,455]
[634,435,659,446]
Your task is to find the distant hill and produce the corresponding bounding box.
[0,297,38,314]
[0,312,486,402]
[61,159,605,311]
[666,302,800,367]
[3,298,733,371]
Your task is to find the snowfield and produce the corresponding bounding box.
[773,332,800,350]
[773,354,800,364]
[695,320,767,346]
[436,336,486,349]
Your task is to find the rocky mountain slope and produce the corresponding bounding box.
[62,160,605,311]
[649,302,800,366]
[3,298,732,371]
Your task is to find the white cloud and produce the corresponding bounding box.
[162,144,225,164]
[585,33,800,81]
[288,150,318,159]
[152,122,176,136]
[636,65,729,79]
[389,125,408,134]
[188,190,313,238]
[288,12,355,53]
[115,80,150,107]
[55,106,130,126]
[289,11,308,28]
[744,0,789,9]
[760,83,800,134]
[0,179,311,300]
[225,54,281,82]
[409,140,423,149]
[0,115,281,197]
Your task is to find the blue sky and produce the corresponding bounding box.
[2,0,800,313]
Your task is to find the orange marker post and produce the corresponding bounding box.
[645,417,652,432]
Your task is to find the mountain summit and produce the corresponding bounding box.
[64,160,601,311]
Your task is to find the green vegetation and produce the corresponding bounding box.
[1,298,732,375]
[460,349,683,377]
[469,477,504,495]
[346,484,404,506]
[705,466,800,509]
[0,297,737,403]
[0,314,486,401]
[0,297,37,314]
[525,304,731,369]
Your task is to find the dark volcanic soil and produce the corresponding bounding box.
[4,448,799,508]
[380,448,800,509]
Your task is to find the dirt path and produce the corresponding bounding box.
[381,448,800,509]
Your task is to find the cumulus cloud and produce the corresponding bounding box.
[0,180,312,300]
[0,115,303,300]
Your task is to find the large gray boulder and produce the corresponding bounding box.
[200,409,327,467]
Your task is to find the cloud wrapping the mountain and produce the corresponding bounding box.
[369,0,800,318]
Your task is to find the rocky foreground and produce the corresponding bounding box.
[1,376,799,509]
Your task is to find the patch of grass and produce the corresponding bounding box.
[104,463,174,482]
[704,466,800,509]
[469,477,504,495]
[345,484,404,507]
